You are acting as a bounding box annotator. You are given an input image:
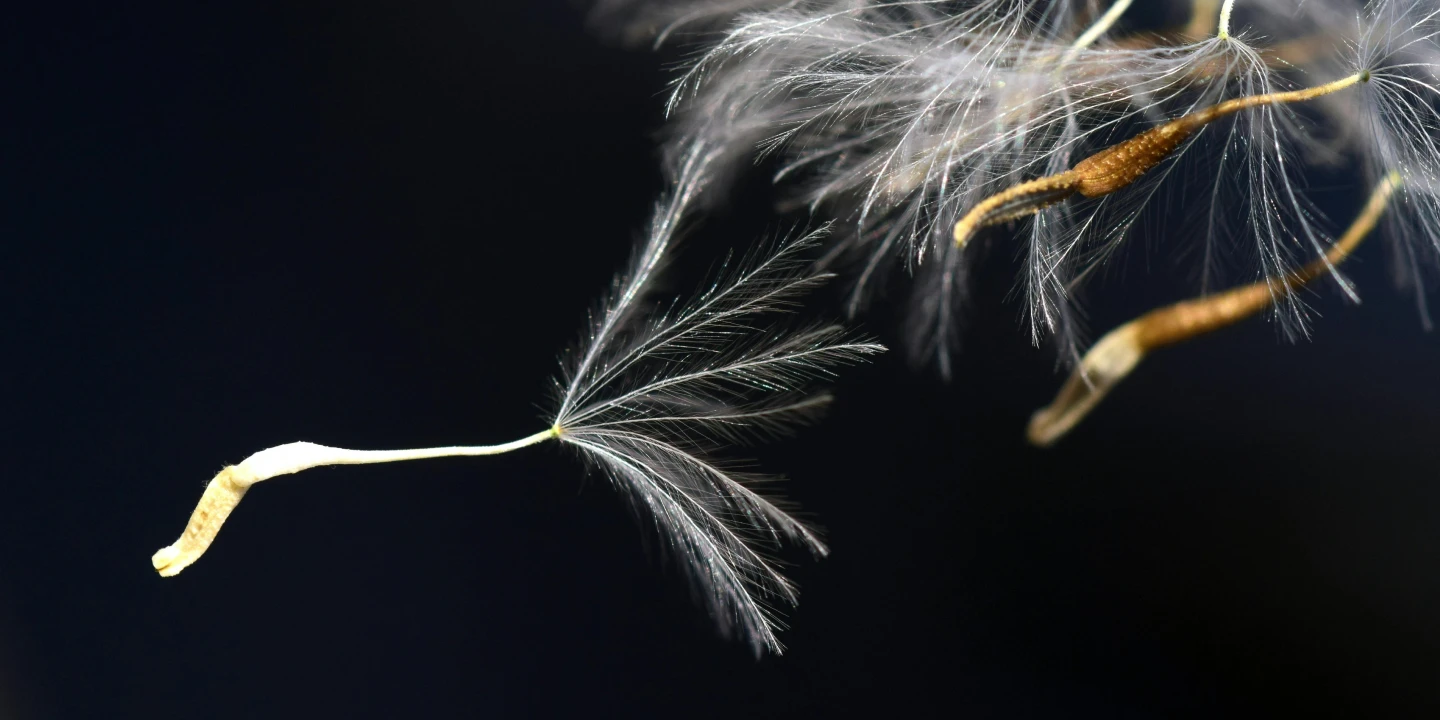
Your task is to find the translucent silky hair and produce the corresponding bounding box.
[157,0,1440,657]
[606,0,1440,441]
[154,135,884,656]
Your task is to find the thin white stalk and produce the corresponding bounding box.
[1063,0,1133,63]
[238,429,559,478]
[1218,0,1236,40]
[152,428,558,577]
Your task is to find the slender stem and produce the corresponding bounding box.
[1196,74,1363,124]
[1218,0,1236,40]
[152,427,559,577]
[239,429,559,481]
[1064,0,1134,63]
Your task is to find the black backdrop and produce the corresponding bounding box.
[5,2,1440,717]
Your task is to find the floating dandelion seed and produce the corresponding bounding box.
[153,140,884,655]
[664,0,1162,363]
[1023,0,1440,441]
[147,0,1440,664]
[661,0,1358,362]
[1028,172,1401,446]
[601,0,1440,444]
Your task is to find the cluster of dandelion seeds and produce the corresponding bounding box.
[598,0,1440,441]
[155,0,1440,658]
[152,131,884,655]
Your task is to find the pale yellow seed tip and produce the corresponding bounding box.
[1027,324,1146,447]
[153,466,254,577]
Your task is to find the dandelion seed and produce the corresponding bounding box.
[153,139,884,655]
[1028,172,1400,447]
[658,0,1381,362]
[667,0,1199,364]
[952,72,1366,248]
[149,431,560,578]
[605,0,1440,435]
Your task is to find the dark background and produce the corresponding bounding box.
[4,2,1440,717]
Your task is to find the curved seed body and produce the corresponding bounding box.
[954,74,1364,248]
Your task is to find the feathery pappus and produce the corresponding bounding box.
[152,135,884,656]
[599,0,1440,440]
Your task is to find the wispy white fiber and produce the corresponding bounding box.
[154,126,883,657]
[666,1,1286,362]
[588,0,817,47]
[1352,0,1440,325]
[635,0,1440,368]
[553,167,883,650]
